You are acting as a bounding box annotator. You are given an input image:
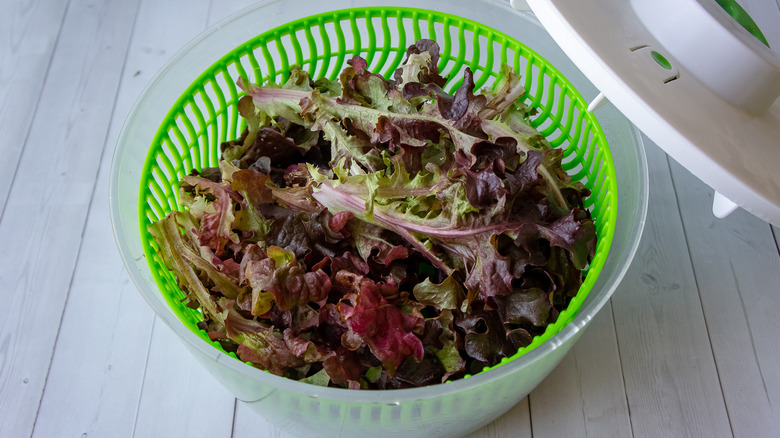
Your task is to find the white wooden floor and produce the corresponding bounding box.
[3,0,780,437]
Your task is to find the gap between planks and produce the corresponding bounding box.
[669,155,780,437]
[0,0,141,436]
[0,0,70,218]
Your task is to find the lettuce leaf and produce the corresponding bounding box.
[149,39,596,389]
[337,278,424,376]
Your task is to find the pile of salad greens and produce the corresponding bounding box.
[149,40,596,389]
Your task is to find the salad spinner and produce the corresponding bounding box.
[110,0,778,436]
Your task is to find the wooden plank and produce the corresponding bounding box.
[128,1,243,437]
[29,0,215,436]
[529,302,631,438]
[670,159,780,437]
[207,0,257,26]
[0,0,140,436]
[134,320,235,438]
[774,226,780,257]
[0,0,69,217]
[610,139,732,437]
[231,401,288,437]
[31,260,154,438]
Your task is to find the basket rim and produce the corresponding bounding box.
[111,0,648,402]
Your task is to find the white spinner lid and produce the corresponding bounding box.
[515,0,780,225]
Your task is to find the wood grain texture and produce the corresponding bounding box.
[529,302,631,438]
[610,140,732,438]
[31,265,153,438]
[773,226,780,254]
[134,320,235,438]
[126,1,242,437]
[0,0,69,217]
[670,159,780,437]
[29,0,215,435]
[231,401,286,438]
[468,398,532,438]
[207,0,258,26]
[0,0,140,436]
[6,1,780,437]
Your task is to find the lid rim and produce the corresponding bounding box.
[528,0,780,225]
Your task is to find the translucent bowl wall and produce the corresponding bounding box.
[110,1,649,437]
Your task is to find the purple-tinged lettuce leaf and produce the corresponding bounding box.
[348,220,410,266]
[454,305,510,366]
[470,137,522,172]
[256,204,352,259]
[231,168,274,207]
[283,328,330,362]
[290,304,320,333]
[337,278,424,376]
[393,39,447,89]
[478,63,526,120]
[328,211,354,234]
[229,169,274,241]
[179,175,241,257]
[507,327,533,350]
[495,287,552,329]
[453,233,515,303]
[320,119,385,173]
[310,251,370,278]
[432,68,487,139]
[244,258,277,316]
[339,56,410,113]
[244,250,331,312]
[480,118,589,212]
[236,127,305,169]
[457,161,509,209]
[236,64,338,126]
[243,70,497,173]
[322,348,362,386]
[505,149,545,196]
[224,306,268,337]
[539,208,596,270]
[236,329,305,376]
[148,212,226,321]
[150,40,597,389]
[394,355,444,387]
[154,212,244,302]
[546,246,587,299]
[271,184,321,213]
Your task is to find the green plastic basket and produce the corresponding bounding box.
[139,7,618,378]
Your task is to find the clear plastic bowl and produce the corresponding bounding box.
[109,1,648,436]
